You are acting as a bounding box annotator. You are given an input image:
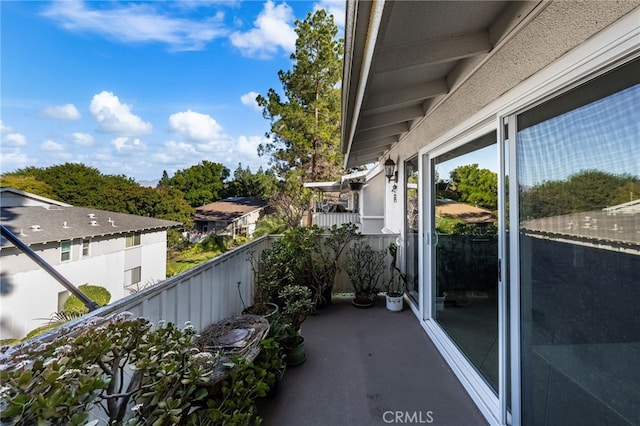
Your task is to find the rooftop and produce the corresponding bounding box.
[0,205,180,247]
[194,197,268,222]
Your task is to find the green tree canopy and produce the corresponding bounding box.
[0,175,57,199]
[1,163,193,227]
[257,9,343,184]
[163,160,229,207]
[449,164,498,211]
[521,170,640,218]
[223,163,278,198]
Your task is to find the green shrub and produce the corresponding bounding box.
[253,214,287,238]
[23,321,66,340]
[0,314,268,425]
[63,284,111,315]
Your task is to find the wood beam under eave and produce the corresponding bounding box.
[366,79,448,111]
[351,142,393,156]
[348,151,386,166]
[356,122,408,141]
[358,105,424,131]
[353,135,398,151]
[375,31,492,73]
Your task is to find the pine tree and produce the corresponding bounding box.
[257,9,344,183]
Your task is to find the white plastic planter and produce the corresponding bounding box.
[386,294,403,312]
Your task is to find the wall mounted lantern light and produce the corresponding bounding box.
[384,158,397,182]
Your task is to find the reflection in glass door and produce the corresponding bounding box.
[405,157,419,302]
[431,132,499,392]
[516,60,640,425]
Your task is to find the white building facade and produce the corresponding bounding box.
[0,188,179,339]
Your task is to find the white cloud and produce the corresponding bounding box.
[236,135,263,157]
[112,137,146,153]
[152,140,199,165]
[168,110,224,142]
[0,149,30,169]
[230,135,271,172]
[314,0,345,29]
[90,91,152,136]
[0,120,12,133]
[240,91,261,112]
[4,133,27,146]
[230,0,296,58]
[41,139,65,152]
[71,132,94,146]
[43,103,81,120]
[43,0,227,51]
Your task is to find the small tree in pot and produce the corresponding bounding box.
[345,239,386,307]
[309,223,359,307]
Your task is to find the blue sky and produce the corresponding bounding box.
[1,0,345,183]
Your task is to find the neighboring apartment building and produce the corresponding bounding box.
[342,2,639,425]
[192,197,268,238]
[0,187,180,339]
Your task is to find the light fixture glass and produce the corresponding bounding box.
[384,158,396,182]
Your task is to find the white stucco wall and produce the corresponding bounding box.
[360,171,386,233]
[0,230,168,339]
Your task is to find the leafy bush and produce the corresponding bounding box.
[23,321,66,340]
[63,284,111,315]
[345,239,386,299]
[253,215,287,238]
[0,314,269,425]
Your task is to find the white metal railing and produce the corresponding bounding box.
[34,235,278,338]
[23,233,399,345]
[312,212,360,228]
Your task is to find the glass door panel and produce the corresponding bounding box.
[431,132,499,392]
[405,156,419,302]
[517,60,640,425]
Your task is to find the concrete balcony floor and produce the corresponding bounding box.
[258,296,488,426]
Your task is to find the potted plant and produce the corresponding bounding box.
[243,246,290,317]
[238,278,279,318]
[386,242,407,312]
[278,284,314,365]
[309,223,358,308]
[344,239,386,307]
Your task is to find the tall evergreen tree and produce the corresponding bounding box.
[257,9,343,183]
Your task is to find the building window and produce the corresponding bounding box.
[125,232,141,248]
[82,239,91,257]
[124,266,142,289]
[60,240,71,262]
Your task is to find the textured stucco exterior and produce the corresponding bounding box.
[390,1,640,162]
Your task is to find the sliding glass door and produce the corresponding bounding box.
[513,58,640,425]
[405,156,419,302]
[429,132,500,392]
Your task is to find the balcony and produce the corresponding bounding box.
[257,296,486,425]
[6,234,486,425]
